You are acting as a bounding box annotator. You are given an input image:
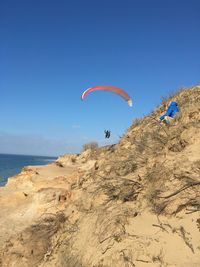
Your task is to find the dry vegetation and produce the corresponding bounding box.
[0,85,200,267]
[82,142,99,152]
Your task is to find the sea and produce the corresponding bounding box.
[0,153,57,187]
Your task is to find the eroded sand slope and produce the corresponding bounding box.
[0,86,200,267]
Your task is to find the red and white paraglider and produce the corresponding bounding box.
[81,85,132,107]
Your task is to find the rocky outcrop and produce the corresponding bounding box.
[0,85,200,267]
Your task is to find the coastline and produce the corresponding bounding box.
[0,153,81,246]
[0,154,57,187]
[0,86,200,267]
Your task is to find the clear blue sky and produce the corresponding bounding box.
[1,0,200,156]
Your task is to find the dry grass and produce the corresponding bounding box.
[160,88,183,105]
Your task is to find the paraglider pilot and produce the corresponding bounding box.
[104,130,111,138]
[160,101,180,122]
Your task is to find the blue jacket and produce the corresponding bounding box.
[160,102,180,120]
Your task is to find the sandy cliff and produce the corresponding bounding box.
[0,85,200,267]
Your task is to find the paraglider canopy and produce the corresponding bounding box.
[81,85,133,107]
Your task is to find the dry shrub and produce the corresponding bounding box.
[55,161,64,167]
[134,129,168,157]
[108,160,137,176]
[146,185,168,214]
[146,159,173,182]
[103,179,142,202]
[145,162,174,214]
[71,157,76,163]
[132,117,142,127]
[115,161,137,176]
[194,160,200,171]
[1,213,66,266]
[134,133,150,154]
[58,248,84,267]
[177,198,200,214]
[168,138,188,152]
[82,142,98,152]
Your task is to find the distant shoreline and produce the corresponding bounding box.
[0,154,57,187]
[0,153,57,158]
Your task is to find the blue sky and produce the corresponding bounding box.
[1,0,200,156]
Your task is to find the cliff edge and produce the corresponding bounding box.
[0,85,200,267]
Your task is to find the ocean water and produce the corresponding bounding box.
[0,154,57,186]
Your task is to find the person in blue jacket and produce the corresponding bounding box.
[160,101,180,121]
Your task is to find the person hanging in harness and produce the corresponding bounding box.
[160,101,180,125]
[104,130,111,138]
